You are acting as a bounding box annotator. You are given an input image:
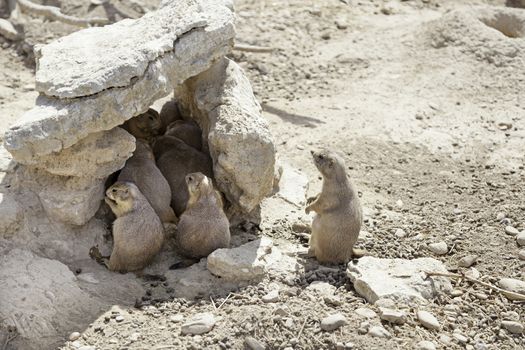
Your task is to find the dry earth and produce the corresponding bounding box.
[1,0,525,349]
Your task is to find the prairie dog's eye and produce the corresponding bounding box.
[319,154,324,160]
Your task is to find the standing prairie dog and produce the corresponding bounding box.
[118,139,176,223]
[175,172,230,259]
[154,135,213,216]
[105,181,165,272]
[305,150,362,264]
[122,108,162,141]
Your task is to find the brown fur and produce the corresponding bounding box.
[122,108,162,141]
[118,139,176,223]
[164,119,203,151]
[105,182,164,272]
[175,173,230,259]
[159,99,182,134]
[305,150,362,264]
[154,135,213,216]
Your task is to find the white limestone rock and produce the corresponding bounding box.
[4,0,235,162]
[275,163,308,207]
[22,128,135,178]
[498,278,525,301]
[347,257,452,304]
[181,312,216,335]
[207,236,274,281]
[176,58,276,216]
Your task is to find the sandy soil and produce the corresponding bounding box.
[1,0,524,349]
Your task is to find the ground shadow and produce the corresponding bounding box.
[262,103,325,127]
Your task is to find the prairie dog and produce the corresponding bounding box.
[305,150,362,264]
[118,139,176,223]
[175,172,230,259]
[122,108,162,141]
[105,181,164,272]
[154,136,213,216]
[159,99,182,133]
[165,119,203,151]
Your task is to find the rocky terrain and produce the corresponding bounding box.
[0,0,524,350]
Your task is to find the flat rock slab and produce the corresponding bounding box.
[347,257,452,304]
[276,163,308,207]
[4,0,235,162]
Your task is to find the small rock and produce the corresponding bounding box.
[496,212,506,221]
[416,340,436,350]
[501,311,519,321]
[396,199,403,207]
[505,226,519,236]
[245,336,266,350]
[129,332,140,342]
[453,333,468,344]
[320,313,347,331]
[417,310,440,330]
[518,249,525,261]
[170,314,184,323]
[336,342,344,350]
[379,308,406,325]
[428,241,448,255]
[474,342,488,350]
[69,332,81,341]
[368,325,391,338]
[498,278,525,300]
[0,18,20,40]
[262,290,279,303]
[438,334,452,346]
[78,347,95,350]
[324,295,343,306]
[517,231,525,246]
[115,315,124,322]
[465,267,481,279]
[395,228,407,238]
[501,320,524,334]
[181,313,216,335]
[354,307,377,319]
[345,342,355,349]
[458,255,478,268]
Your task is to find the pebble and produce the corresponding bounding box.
[438,334,452,346]
[496,212,506,221]
[416,340,436,350]
[453,333,468,344]
[129,332,141,342]
[262,290,279,303]
[379,308,406,325]
[498,278,525,300]
[501,320,524,334]
[428,241,448,255]
[354,307,377,319]
[458,255,478,268]
[395,228,407,238]
[69,332,81,341]
[321,313,347,331]
[368,325,391,338]
[474,342,488,350]
[170,314,184,323]
[181,312,216,335]
[465,267,481,279]
[417,310,440,330]
[505,226,519,236]
[245,336,266,350]
[115,315,124,322]
[450,289,463,297]
[516,231,525,246]
[502,311,520,321]
[345,342,355,349]
[78,347,96,350]
[519,249,525,261]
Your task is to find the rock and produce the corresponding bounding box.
[354,307,377,319]
[69,332,81,341]
[176,58,275,217]
[0,144,16,173]
[368,326,391,338]
[306,281,336,297]
[452,333,468,344]
[4,0,236,162]
[275,163,308,207]
[0,249,95,349]
[395,228,407,238]
[458,255,478,268]
[501,311,520,321]
[347,257,452,303]
[0,192,23,236]
[262,290,279,303]
[320,313,347,331]
[24,128,135,178]
[170,314,184,323]
[496,212,506,221]
[416,340,436,350]
[207,237,273,280]
[115,315,124,322]
[129,332,140,342]
[465,267,481,279]
[518,249,525,261]
[498,278,525,300]
[0,18,20,41]
[245,336,266,350]
[439,334,452,346]
[417,310,440,330]
[505,226,519,236]
[379,308,406,325]
[181,312,216,335]
[516,231,525,246]
[501,320,523,334]
[428,241,448,255]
